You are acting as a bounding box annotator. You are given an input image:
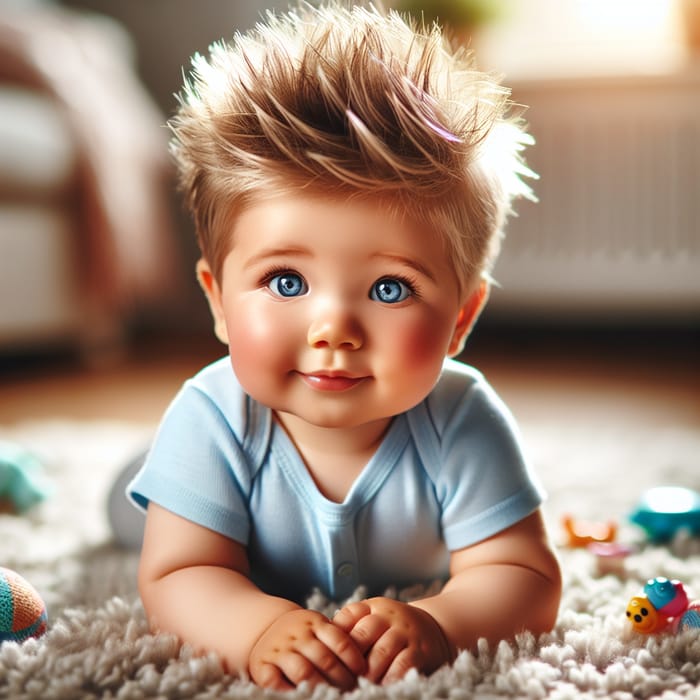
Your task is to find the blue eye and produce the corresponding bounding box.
[268,272,308,298]
[370,278,412,304]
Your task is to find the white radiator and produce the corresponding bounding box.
[489,69,700,320]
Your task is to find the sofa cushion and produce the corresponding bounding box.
[0,87,77,199]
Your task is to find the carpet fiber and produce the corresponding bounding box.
[2,418,700,699]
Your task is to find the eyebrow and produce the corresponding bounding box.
[243,247,437,282]
[243,246,312,269]
[371,253,437,282]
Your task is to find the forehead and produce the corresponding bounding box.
[230,193,445,258]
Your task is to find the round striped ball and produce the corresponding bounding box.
[678,605,700,633]
[0,567,48,643]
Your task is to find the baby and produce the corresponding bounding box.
[128,2,561,690]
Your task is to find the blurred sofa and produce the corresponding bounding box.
[0,2,177,358]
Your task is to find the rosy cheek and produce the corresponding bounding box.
[226,308,278,370]
[225,301,303,386]
[393,313,453,366]
[404,328,442,364]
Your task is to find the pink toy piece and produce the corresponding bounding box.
[587,541,634,576]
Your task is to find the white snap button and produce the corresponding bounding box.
[336,562,354,578]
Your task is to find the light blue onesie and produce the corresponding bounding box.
[128,357,543,603]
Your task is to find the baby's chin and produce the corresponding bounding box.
[273,407,395,433]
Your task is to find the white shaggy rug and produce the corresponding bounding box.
[2,418,700,699]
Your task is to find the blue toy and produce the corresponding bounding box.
[0,441,51,514]
[644,577,689,617]
[630,486,700,542]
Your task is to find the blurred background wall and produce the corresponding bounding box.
[1,0,698,362]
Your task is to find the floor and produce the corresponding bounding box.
[0,325,698,432]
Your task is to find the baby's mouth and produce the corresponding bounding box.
[297,371,367,392]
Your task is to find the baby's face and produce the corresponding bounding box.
[212,194,464,430]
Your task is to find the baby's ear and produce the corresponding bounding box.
[447,280,489,357]
[196,259,229,345]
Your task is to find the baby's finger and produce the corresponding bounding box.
[275,651,327,689]
[365,628,408,683]
[333,601,371,632]
[344,613,391,655]
[299,637,359,690]
[382,647,420,685]
[314,622,366,676]
[249,661,295,691]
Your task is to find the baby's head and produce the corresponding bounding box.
[170,2,533,297]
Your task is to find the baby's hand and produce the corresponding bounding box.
[334,597,453,685]
[248,608,366,690]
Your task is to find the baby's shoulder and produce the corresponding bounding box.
[180,357,264,443]
[187,357,243,403]
[411,359,503,438]
[434,358,484,390]
[427,359,485,409]
[189,356,238,389]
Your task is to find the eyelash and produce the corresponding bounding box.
[258,265,299,288]
[383,273,421,300]
[257,267,422,299]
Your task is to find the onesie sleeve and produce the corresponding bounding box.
[422,361,545,551]
[127,365,256,544]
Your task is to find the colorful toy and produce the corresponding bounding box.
[0,567,48,643]
[562,514,617,548]
[0,441,51,514]
[626,577,699,635]
[587,541,634,576]
[629,486,700,542]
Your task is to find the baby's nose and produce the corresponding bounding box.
[307,308,364,350]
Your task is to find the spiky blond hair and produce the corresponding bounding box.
[169,1,534,293]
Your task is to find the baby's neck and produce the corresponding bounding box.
[274,412,393,502]
[276,411,391,455]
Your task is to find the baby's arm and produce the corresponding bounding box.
[138,502,365,690]
[413,510,562,651]
[335,510,561,683]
